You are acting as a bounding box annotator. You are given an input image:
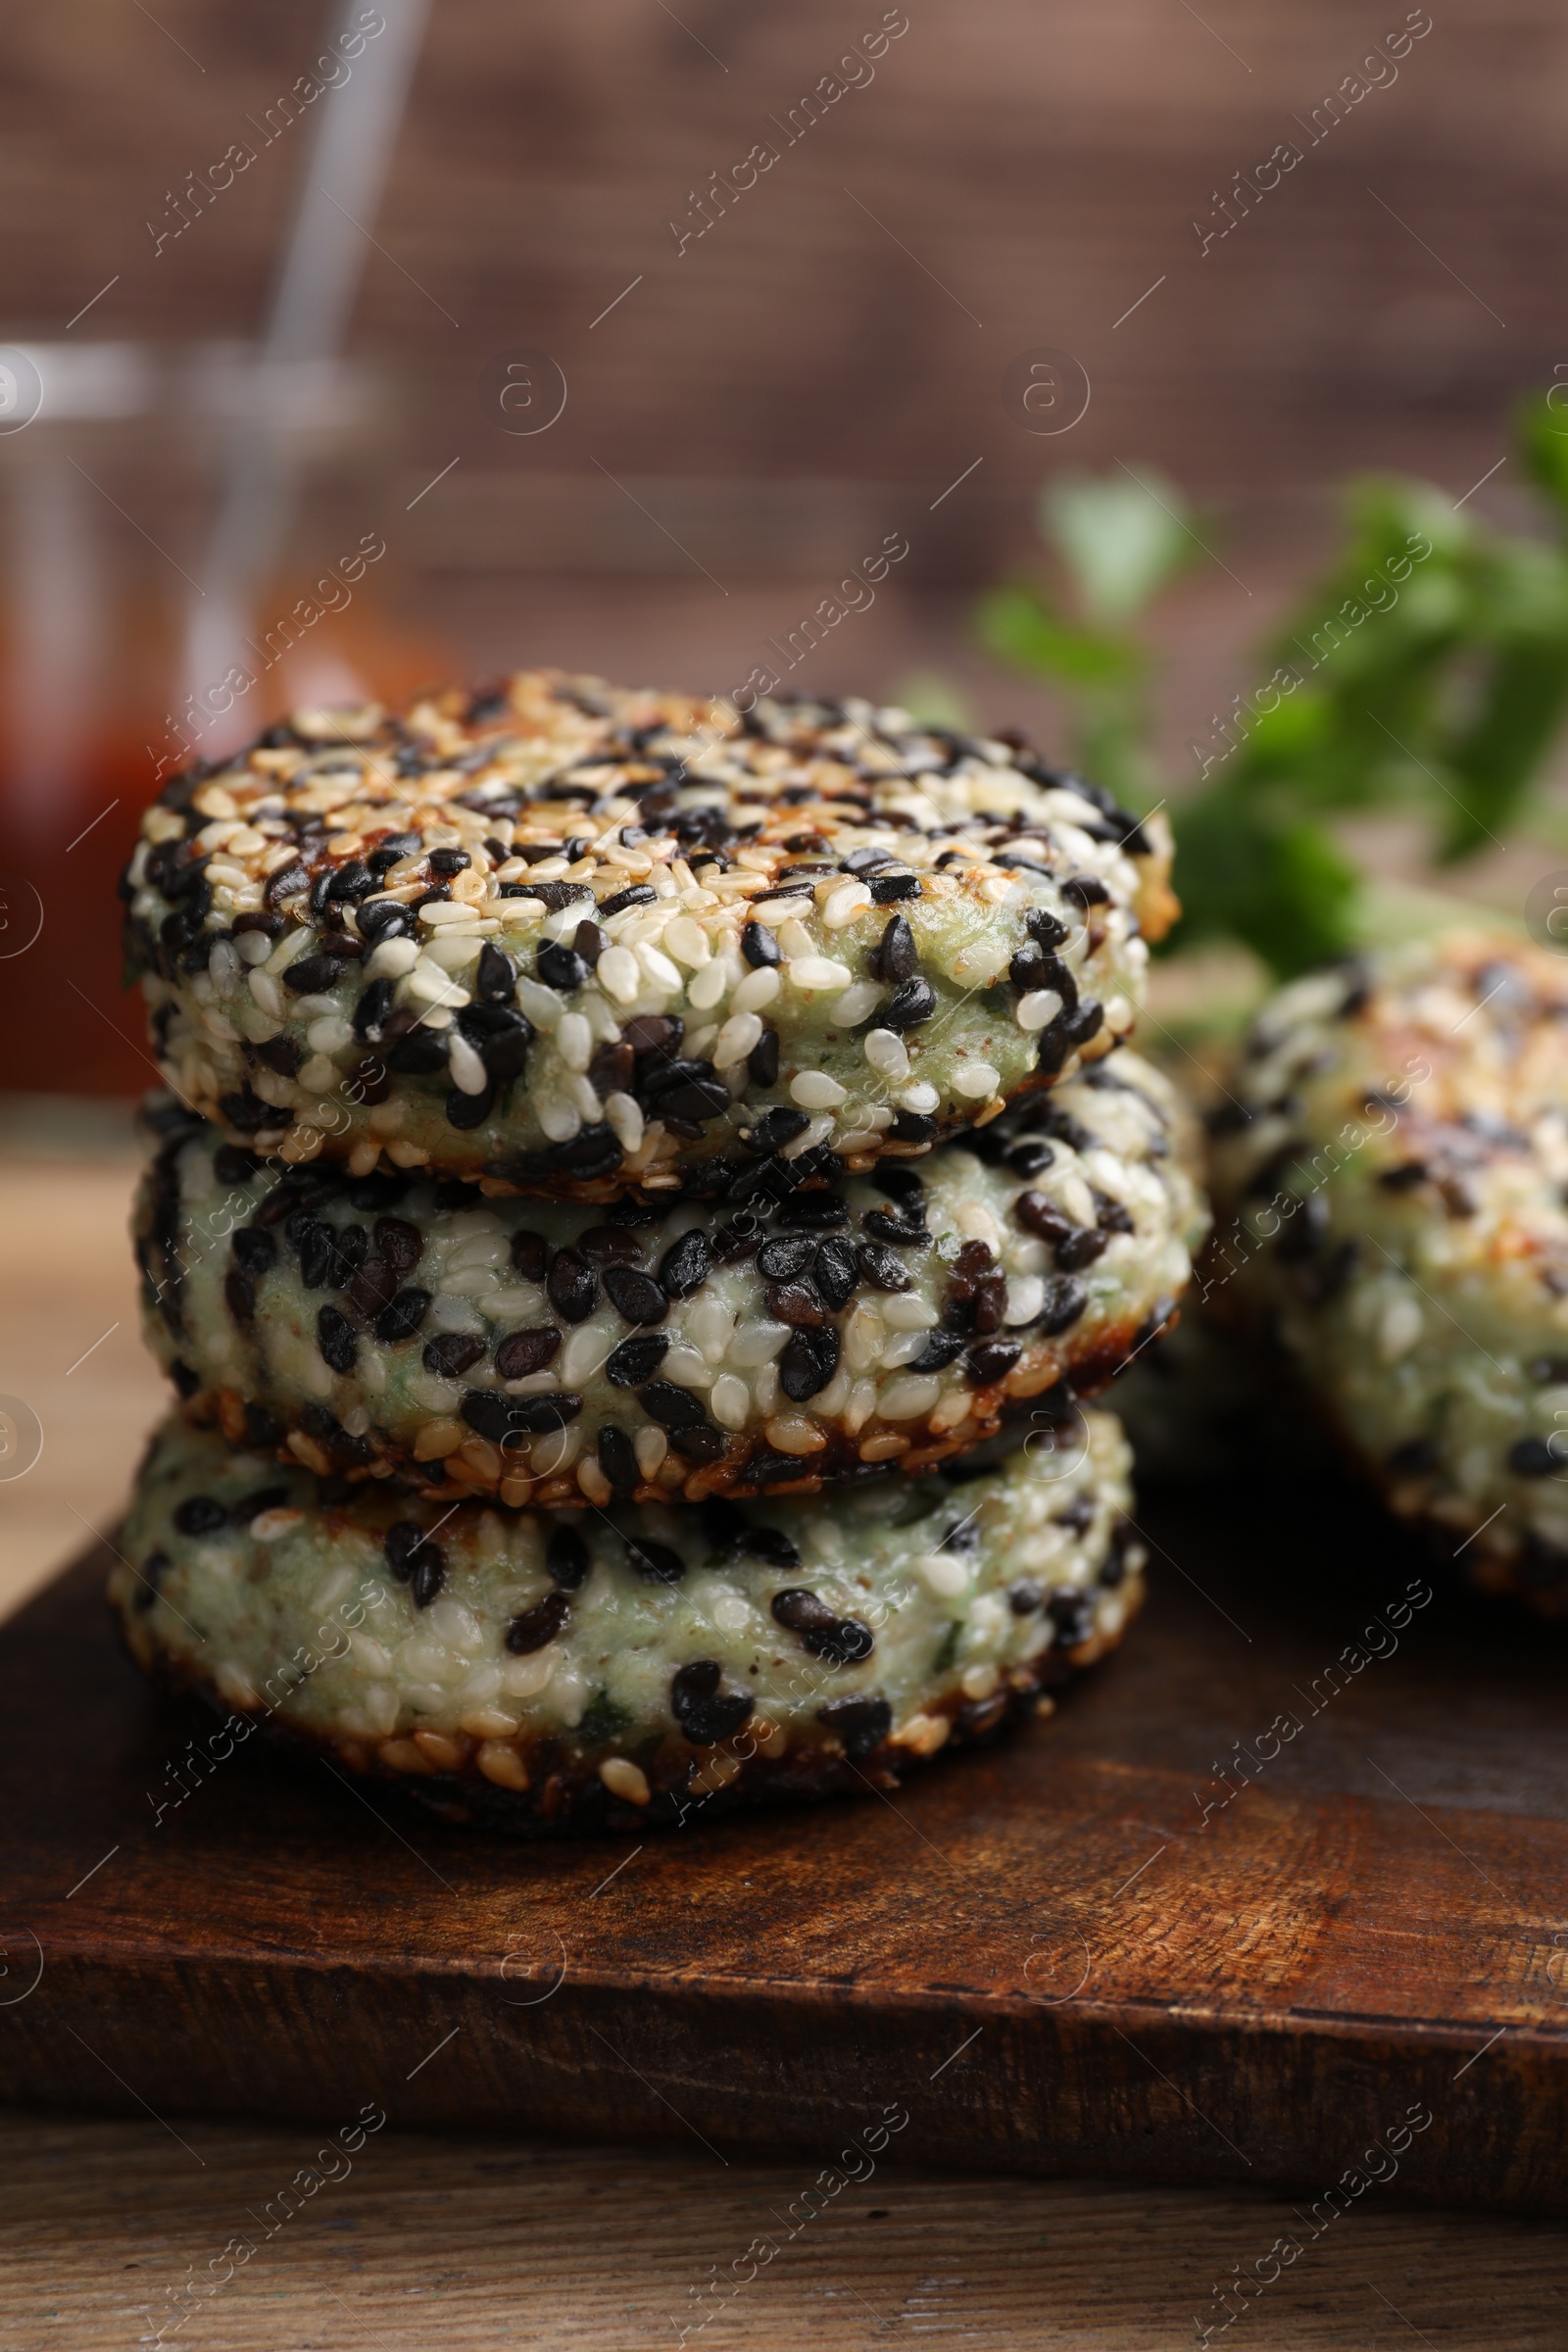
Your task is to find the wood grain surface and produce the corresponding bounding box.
[9,1483,1568,2214]
[5,1151,1568,2349]
[4,2108,1568,2352]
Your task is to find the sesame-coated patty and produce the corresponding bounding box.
[122,671,1176,1199]
[1208,930,1568,1611]
[136,1047,1205,1508]
[112,1408,1142,1836]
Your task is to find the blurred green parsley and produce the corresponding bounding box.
[966,390,1568,978]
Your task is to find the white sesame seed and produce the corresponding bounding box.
[235,930,275,967]
[730,965,781,1013]
[662,1342,712,1389]
[710,1374,750,1428]
[899,1081,939,1113]
[600,1757,651,1805]
[365,936,419,978]
[914,1551,970,1597]
[1005,1274,1045,1325]
[536,1095,581,1143]
[662,914,710,968]
[688,1297,735,1359]
[514,978,564,1028]
[556,1012,592,1071]
[597,945,641,1004]
[247,970,283,1020]
[687,957,729,1010]
[764,1413,827,1455]
[862,1028,909,1080]
[879,1330,930,1368]
[844,1379,877,1434]
[1017,989,1064,1031]
[822,981,877,1030]
[605,1092,644,1151]
[305,1014,354,1055]
[637,944,682,992]
[877,1373,942,1420]
[789,1070,847,1109]
[712,1010,762,1069]
[954,1063,1000,1099]
[787,955,853,992]
[726,1319,789,1367]
[822,881,872,928]
[634,1426,667,1479]
[883,1296,939,1330]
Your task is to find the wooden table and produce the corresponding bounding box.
[3,1145,1567,2351]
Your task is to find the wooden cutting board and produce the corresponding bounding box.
[5,1480,1568,2213]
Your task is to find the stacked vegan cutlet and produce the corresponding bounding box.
[113,671,1207,1833]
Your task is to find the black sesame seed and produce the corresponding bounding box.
[771,1589,873,1664]
[172,1494,228,1536]
[537,941,587,991]
[1509,1437,1560,1478]
[779,1325,841,1401]
[639,1381,708,1430]
[411,1549,446,1609]
[812,1235,858,1312]
[547,1247,598,1324]
[627,1536,686,1584]
[598,1425,640,1493]
[603,1266,668,1326]
[546,1524,590,1588]
[743,1106,809,1156]
[874,913,917,984]
[374,1287,431,1345]
[773,1194,850,1231]
[757,1236,815,1282]
[1047,1589,1096,1644]
[423,1332,485,1379]
[883,976,936,1031]
[965,1337,1022,1386]
[445,1080,498,1132]
[506,1590,570,1653]
[670,1659,754,1744]
[869,872,919,904]
[668,1421,725,1462]
[744,1526,801,1567]
[1036,1276,1090,1334]
[223,1264,258,1326]
[281,952,346,997]
[510,1230,548,1283]
[910,1331,966,1372]
[748,1026,781,1089]
[1055,1227,1108,1272]
[856,1240,913,1292]
[658,1229,710,1298]
[315,1304,359,1373]
[888,1109,939,1142]
[428,847,471,876]
[225,1216,278,1283]
[383,1521,437,1584]
[475,942,517,1004]
[598,883,659,916]
[493,1326,563,1380]
[815,1694,890,1755]
[606,1333,670,1386]
[1005,1139,1055,1178]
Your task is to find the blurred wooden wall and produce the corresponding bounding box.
[2,0,1558,588]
